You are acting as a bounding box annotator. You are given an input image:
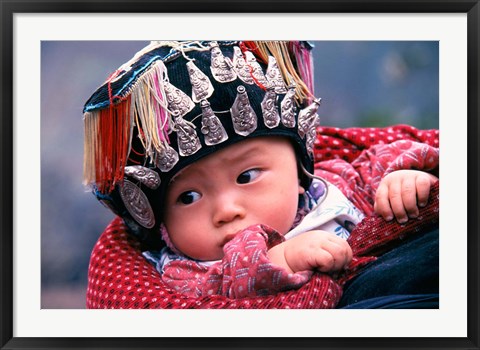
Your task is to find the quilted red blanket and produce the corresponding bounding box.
[86,124,439,309]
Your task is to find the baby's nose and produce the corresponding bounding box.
[212,195,246,227]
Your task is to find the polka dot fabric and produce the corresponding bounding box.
[313,124,439,164]
[86,124,439,309]
[87,219,342,309]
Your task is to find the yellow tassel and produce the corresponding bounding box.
[251,41,313,103]
[131,61,172,164]
[83,111,98,188]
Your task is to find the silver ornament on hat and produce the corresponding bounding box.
[164,81,195,118]
[209,41,237,83]
[174,114,202,157]
[230,85,257,136]
[305,115,321,157]
[232,46,254,85]
[261,87,280,129]
[200,100,228,146]
[244,51,269,87]
[155,144,180,172]
[124,166,161,189]
[119,179,156,229]
[281,83,297,128]
[298,98,322,139]
[187,60,214,103]
[265,56,287,94]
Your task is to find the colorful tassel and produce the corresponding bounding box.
[83,97,132,194]
[132,60,173,162]
[242,41,314,104]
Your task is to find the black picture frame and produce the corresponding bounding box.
[1,1,479,349]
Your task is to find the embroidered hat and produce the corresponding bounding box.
[83,40,321,247]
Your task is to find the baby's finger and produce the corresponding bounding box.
[401,176,419,219]
[416,174,432,207]
[322,238,353,270]
[388,180,408,224]
[310,249,336,272]
[374,183,394,221]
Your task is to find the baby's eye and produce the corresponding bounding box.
[237,169,261,184]
[178,191,201,205]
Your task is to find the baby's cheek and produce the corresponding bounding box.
[269,206,299,235]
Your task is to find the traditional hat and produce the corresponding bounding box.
[83,40,321,248]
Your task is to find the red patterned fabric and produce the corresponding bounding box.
[339,181,439,285]
[314,124,439,163]
[162,224,313,299]
[87,218,342,309]
[86,124,439,309]
[314,124,439,216]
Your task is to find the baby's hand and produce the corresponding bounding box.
[267,231,352,274]
[374,169,438,224]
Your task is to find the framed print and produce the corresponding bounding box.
[1,1,479,349]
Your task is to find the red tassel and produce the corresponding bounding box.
[96,98,131,194]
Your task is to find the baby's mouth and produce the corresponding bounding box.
[221,230,242,247]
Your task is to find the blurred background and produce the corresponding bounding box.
[41,41,439,308]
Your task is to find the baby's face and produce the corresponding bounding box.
[163,136,304,261]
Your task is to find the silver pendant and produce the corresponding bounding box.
[244,51,268,87]
[281,84,297,128]
[119,179,155,229]
[265,56,287,94]
[261,88,280,129]
[200,100,228,146]
[164,81,195,118]
[187,61,214,103]
[175,116,202,156]
[155,144,179,172]
[232,46,254,85]
[297,98,322,139]
[124,166,161,189]
[305,116,321,157]
[210,41,237,83]
[230,85,257,136]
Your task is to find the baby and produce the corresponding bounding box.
[145,134,436,298]
[83,40,438,301]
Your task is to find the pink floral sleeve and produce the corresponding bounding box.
[315,140,439,216]
[161,224,312,298]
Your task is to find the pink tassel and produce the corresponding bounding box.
[291,42,315,103]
